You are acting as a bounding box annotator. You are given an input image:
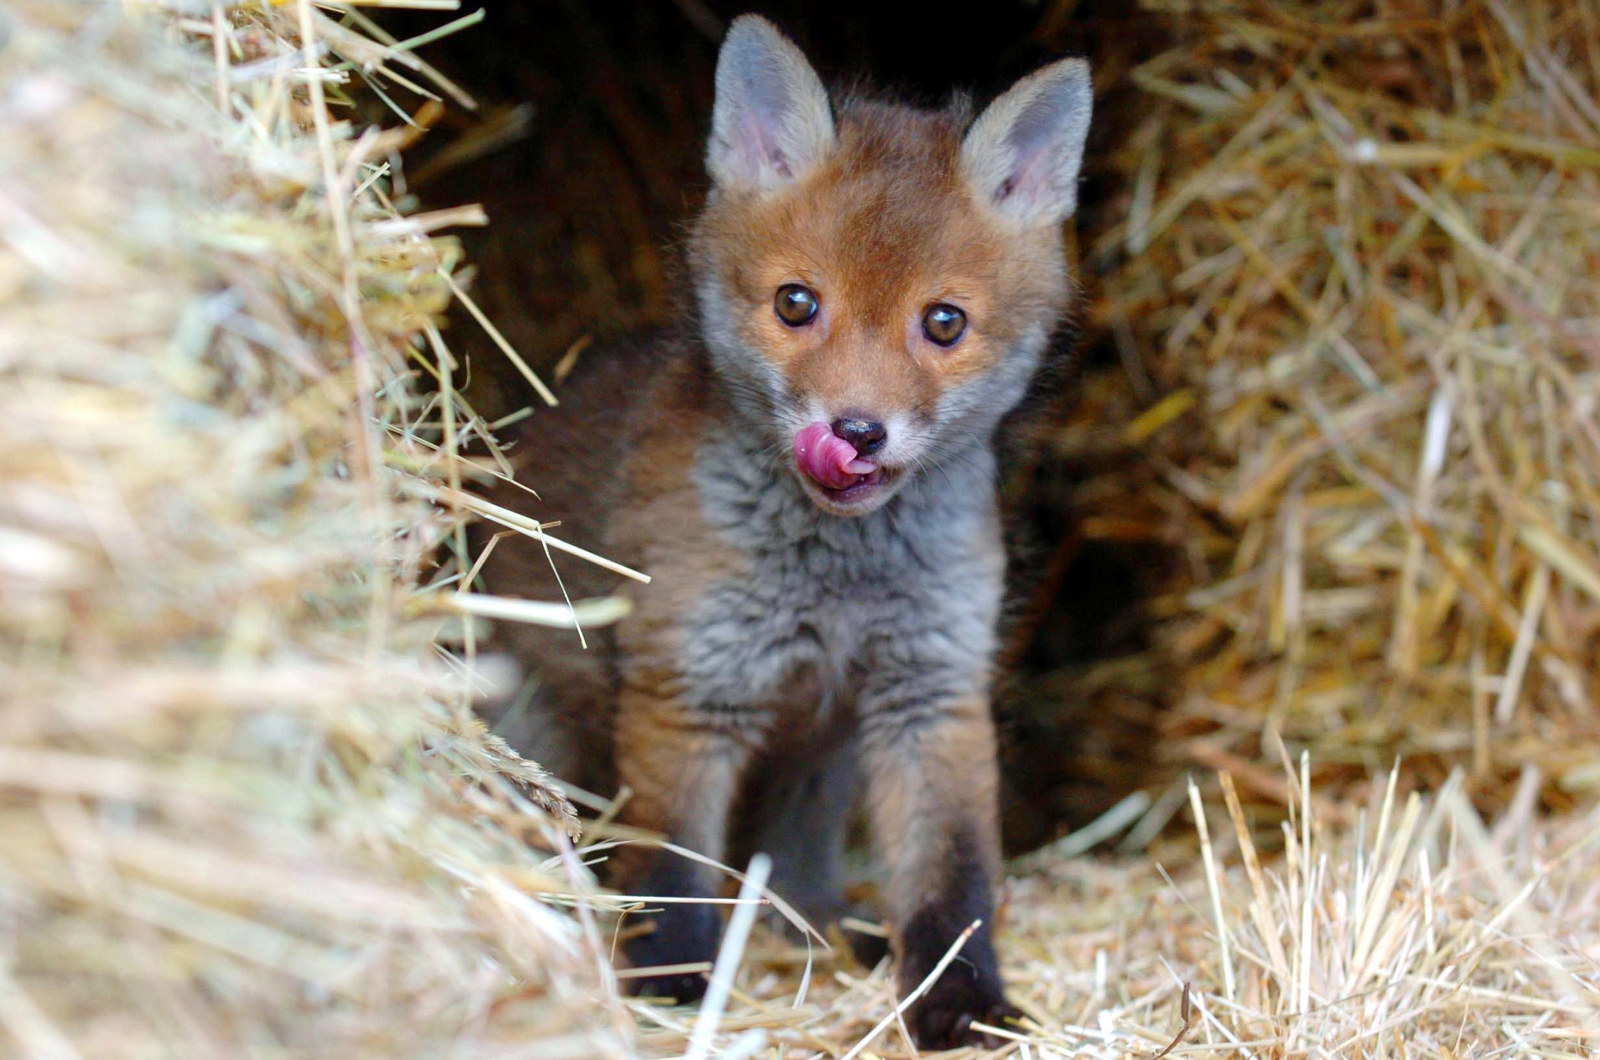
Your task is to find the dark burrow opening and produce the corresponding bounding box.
[381,0,1184,855]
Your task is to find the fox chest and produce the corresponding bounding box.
[670,523,1000,722]
[678,554,886,715]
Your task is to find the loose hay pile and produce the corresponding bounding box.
[1068,0,1600,811]
[0,2,628,1056]
[647,766,1600,1058]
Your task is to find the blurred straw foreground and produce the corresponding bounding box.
[0,2,629,1056]
[1,2,1597,1059]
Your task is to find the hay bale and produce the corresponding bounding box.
[0,2,629,1055]
[1077,0,1600,807]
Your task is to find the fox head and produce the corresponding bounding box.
[688,15,1092,517]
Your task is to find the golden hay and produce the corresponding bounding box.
[1066,0,1600,810]
[636,764,1600,1058]
[0,2,628,1056]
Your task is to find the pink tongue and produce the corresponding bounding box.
[793,421,877,490]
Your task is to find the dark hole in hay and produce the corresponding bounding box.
[381,0,1180,857]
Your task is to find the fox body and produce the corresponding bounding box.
[479,16,1091,1048]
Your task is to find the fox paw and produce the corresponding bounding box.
[624,901,719,1004]
[906,974,1019,1050]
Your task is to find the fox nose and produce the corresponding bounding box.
[830,417,887,456]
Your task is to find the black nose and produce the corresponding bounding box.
[831,417,887,456]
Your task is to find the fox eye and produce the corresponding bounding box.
[922,303,967,347]
[775,284,819,327]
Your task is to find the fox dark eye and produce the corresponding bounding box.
[775,284,819,326]
[922,303,967,347]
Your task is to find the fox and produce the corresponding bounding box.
[475,14,1092,1049]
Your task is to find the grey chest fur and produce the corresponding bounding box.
[678,439,1005,725]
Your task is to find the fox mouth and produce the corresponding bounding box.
[816,465,892,501]
[792,422,900,513]
[798,464,902,515]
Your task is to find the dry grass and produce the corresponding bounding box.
[631,762,1600,1058]
[1061,0,1600,811]
[0,1,631,1056]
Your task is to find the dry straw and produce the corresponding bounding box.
[636,763,1600,1058]
[0,1,632,1056]
[1063,0,1600,811]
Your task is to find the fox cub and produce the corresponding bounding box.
[479,15,1092,1048]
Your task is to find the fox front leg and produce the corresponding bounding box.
[858,691,1015,1048]
[610,696,752,1003]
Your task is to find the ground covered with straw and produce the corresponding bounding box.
[3,2,1597,1059]
[640,768,1600,1058]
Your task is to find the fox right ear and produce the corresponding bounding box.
[961,57,1093,227]
[707,16,835,192]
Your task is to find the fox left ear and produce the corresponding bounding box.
[961,58,1093,227]
[707,16,836,193]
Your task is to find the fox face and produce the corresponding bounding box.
[689,18,1092,516]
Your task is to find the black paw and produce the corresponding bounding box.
[906,968,1018,1050]
[624,899,720,1004]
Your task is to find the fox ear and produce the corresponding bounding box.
[961,58,1093,227]
[707,15,835,192]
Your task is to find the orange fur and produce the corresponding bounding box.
[692,100,1070,422]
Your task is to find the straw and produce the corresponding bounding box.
[1052,0,1600,813]
[0,2,632,1056]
